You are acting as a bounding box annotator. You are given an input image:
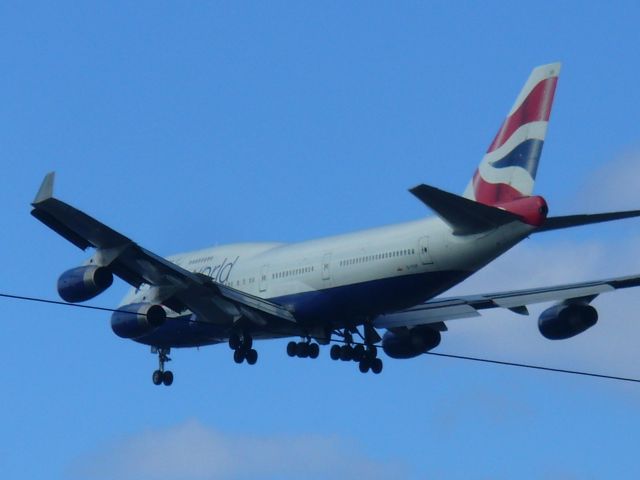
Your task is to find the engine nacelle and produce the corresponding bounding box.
[57,265,113,303]
[111,303,167,339]
[538,303,598,340]
[382,326,441,359]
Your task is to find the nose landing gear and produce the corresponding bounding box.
[151,347,174,386]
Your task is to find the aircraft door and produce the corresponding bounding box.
[321,253,331,281]
[259,265,269,293]
[418,236,434,265]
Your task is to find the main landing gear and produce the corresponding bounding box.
[229,332,258,365]
[285,328,383,374]
[151,347,174,386]
[286,339,320,359]
[328,329,383,374]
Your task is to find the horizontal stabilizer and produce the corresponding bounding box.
[536,210,640,232]
[410,184,521,235]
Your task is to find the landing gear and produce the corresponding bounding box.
[233,349,245,364]
[330,344,341,360]
[371,358,383,374]
[245,348,258,365]
[357,354,383,374]
[152,369,163,385]
[229,332,258,366]
[151,347,174,386]
[161,370,174,385]
[328,327,384,375]
[286,339,320,359]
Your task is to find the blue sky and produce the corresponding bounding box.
[3,2,640,479]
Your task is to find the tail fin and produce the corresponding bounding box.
[463,63,561,205]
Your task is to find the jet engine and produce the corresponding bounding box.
[111,303,167,339]
[382,326,441,359]
[57,265,113,302]
[538,303,598,340]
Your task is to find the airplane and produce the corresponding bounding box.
[31,62,640,386]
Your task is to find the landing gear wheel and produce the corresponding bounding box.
[330,344,341,360]
[162,370,174,386]
[297,342,309,358]
[233,349,245,364]
[339,345,353,361]
[371,358,383,374]
[308,343,320,359]
[353,344,365,362]
[229,333,241,350]
[151,347,172,385]
[152,370,163,385]
[287,341,297,357]
[242,335,253,350]
[246,349,258,365]
[359,359,370,373]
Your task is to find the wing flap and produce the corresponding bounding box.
[490,284,615,308]
[374,302,480,329]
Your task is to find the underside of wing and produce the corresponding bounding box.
[374,274,640,329]
[31,173,296,325]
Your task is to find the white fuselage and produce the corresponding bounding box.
[123,215,534,346]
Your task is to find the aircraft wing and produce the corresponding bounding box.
[373,275,640,329]
[30,173,295,324]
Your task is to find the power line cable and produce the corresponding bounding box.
[1,291,638,383]
[424,351,640,383]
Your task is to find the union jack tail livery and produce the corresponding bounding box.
[464,63,561,206]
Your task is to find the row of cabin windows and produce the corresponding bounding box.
[339,248,416,267]
[189,269,256,287]
[232,277,256,287]
[272,266,314,280]
[188,255,215,265]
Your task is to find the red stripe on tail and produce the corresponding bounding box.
[487,77,558,153]
[471,170,524,205]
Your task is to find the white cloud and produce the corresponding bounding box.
[575,149,640,211]
[68,419,405,480]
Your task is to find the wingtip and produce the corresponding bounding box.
[32,172,55,205]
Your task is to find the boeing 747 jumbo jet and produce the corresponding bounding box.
[32,63,640,386]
